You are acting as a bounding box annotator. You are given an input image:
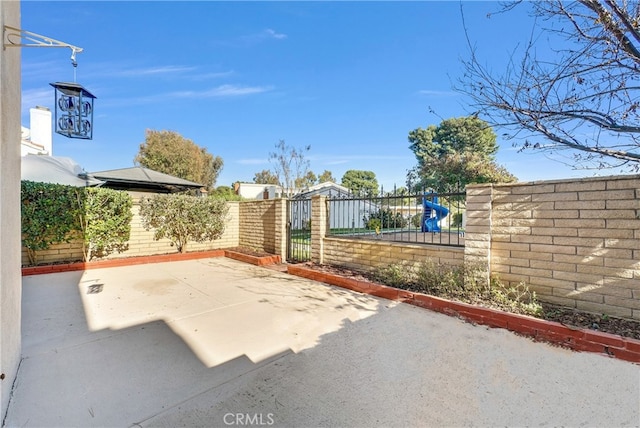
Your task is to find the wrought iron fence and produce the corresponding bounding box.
[326,187,466,247]
[287,197,312,262]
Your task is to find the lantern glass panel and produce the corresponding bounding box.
[50,82,96,140]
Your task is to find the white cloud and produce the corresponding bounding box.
[417,89,458,97]
[264,29,287,40]
[172,84,274,98]
[22,88,53,111]
[113,65,196,77]
[107,84,273,106]
[192,70,235,81]
[235,28,288,46]
[203,84,273,97]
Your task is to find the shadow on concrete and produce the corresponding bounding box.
[7,258,640,427]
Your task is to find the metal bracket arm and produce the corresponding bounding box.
[3,25,83,65]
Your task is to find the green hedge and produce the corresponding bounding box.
[21,181,133,265]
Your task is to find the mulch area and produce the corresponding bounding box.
[295,261,640,341]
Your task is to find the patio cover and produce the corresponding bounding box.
[90,167,203,193]
[21,154,104,187]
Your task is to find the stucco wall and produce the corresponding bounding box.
[1,1,23,420]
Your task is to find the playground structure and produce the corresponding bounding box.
[421,195,449,233]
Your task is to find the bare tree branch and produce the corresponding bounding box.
[458,0,640,170]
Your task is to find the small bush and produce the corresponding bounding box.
[410,213,422,229]
[372,259,542,317]
[451,212,464,228]
[79,187,133,261]
[364,208,408,230]
[371,262,415,289]
[139,194,229,253]
[366,218,382,231]
[489,277,543,317]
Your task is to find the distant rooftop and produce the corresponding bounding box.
[90,167,203,193]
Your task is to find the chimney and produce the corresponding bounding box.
[30,106,52,155]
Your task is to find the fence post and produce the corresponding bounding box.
[311,195,327,264]
[274,198,288,258]
[464,184,493,283]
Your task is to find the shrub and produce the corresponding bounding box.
[365,218,381,231]
[451,212,464,228]
[414,259,471,297]
[210,185,243,201]
[372,259,542,317]
[489,277,543,317]
[21,181,80,265]
[21,182,133,264]
[371,262,415,289]
[78,187,133,261]
[139,194,229,253]
[410,213,422,229]
[364,208,408,230]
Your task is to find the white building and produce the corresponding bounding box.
[234,182,284,200]
[21,106,52,156]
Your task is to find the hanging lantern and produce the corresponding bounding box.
[50,82,96,140]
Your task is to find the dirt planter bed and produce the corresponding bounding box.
[287,264,640,364]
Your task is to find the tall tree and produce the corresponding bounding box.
[134,129,223,190]
[341,170,379,197]
[268,139,311,196]
[253,169,279,185]
[459,0,640,171]
[295,170,317,189]
[317,170,336,183]
[408,116,516,192]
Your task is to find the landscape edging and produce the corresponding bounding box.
[21,249,281,276]
[286,264,640,364]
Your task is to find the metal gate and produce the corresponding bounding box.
[287,198,312,262]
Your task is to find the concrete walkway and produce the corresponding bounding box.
[6,257,639,427]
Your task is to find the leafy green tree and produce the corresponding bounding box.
[134,129,223,190]
[341,170,379,197]
[295,171,317,189]
[210,185,243,201]
[139,194,229,253]
[253,169,279,185]
[408,116,515,192]
[268,139,311,196]
[317,170,336,183]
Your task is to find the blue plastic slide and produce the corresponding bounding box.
[422,196,449,233]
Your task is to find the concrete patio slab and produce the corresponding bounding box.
[6,257,639,427]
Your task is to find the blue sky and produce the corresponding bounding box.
[19,1,606,189]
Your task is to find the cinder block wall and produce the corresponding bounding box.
[322,237,464,273]
[21,199,241,265]
[472,175,640,319]
[238,199,287,255]
[122,199,240,256]
[313,195,464,272]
